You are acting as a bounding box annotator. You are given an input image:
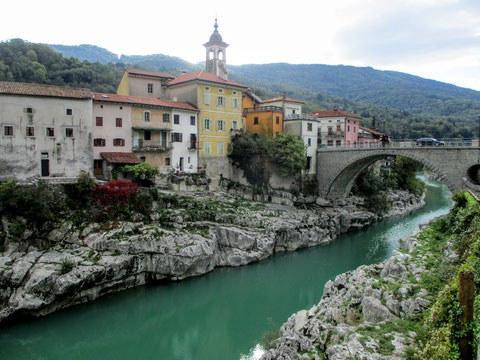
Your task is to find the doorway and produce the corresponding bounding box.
[41,152,49,177]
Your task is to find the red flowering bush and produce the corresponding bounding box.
[94,181,139,221]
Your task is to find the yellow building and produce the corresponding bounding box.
[243,90,283,137]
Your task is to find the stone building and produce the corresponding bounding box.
[0,81,93,181]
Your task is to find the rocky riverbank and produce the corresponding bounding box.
[259,214,457,360]
[0,189,424,325]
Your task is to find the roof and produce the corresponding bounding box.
[310,109,361,119]
[100,152,141,165]
[0,81,92,100]
[203,19,229,47]
[167,70,247,88]
[92,92,198,112]
[262,96,305,105]
[244,90,263,104]
[125,68,176,80]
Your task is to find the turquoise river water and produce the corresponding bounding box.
[0,177,452,360]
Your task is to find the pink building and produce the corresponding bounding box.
[310,109,361,148]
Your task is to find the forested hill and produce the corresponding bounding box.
[1,38,480,139]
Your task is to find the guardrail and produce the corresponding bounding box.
[318,139,479,151]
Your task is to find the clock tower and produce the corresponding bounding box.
[204,19,229,80]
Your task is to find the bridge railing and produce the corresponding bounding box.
[318,138,479,151]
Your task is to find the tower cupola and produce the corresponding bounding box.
[204,19,229,80]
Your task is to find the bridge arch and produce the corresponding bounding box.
[317,148,480,199]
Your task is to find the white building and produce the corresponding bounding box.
[92,93,139,179]
[283,114,319,175]
[171,109,199,173]
[0,81,93,181]
[261,95,304,116]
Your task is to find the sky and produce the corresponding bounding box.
[1,0,480,91]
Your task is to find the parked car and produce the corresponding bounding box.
[416,137,445,146]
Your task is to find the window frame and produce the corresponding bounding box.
[173,114,180,125]
[216,95,225,107]
[163,113,170,123]
[46,127,55,137]
[203,142,211,155]
[65,127,74,138]
[144,111,151,122]
[25,126,34,137]
[96,116,103,126]
[203,118,211,130]
[217,142,225,156]
[66,108,73,115]
[113,138,125,147]
[116,118,122,127]
[216,119,225,131]
[94,138,106,147]
[190,116,196,126]
[147,83,153,93]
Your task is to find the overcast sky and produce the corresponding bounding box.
[2,0,480,91]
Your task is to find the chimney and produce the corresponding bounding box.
[282,92,286,100]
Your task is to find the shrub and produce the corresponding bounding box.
[122,162,159,186]
[94,180,139,221]
[60,258,75,274]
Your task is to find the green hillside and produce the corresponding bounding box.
[2,39,480,139]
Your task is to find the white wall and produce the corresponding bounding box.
[0,95,93,180]
[92,102,132,160]
[171,110,198,173]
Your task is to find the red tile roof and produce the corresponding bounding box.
[310,109,361,119]
[100,152,141,165]
[92,92,198,111]
[167,70,247,88]
[262,96,305,104]
[125,68,176,79]
[0,81,92,99]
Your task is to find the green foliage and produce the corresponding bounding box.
[60,258,75,274]
[266,133,307,176]
[391,157,425,196]
[229,133,306,192]
[122,162,159,186]
[259,318,280,350]
[351,167,391,212]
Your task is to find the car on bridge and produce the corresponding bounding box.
[416,137,446,146]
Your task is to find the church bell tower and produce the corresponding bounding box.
[204,19,229,80]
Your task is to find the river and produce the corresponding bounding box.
[0,177,452,360]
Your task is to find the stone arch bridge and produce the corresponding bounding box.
[316,147,480,199]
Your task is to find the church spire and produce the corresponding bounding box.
[204,19,229,80]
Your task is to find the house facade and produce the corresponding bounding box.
[92,93,137,179]
[311,109,361,148]
[117,68,175,99]
[171,108,199,173]
[262,95,304,116]
[243,90,283,137]
[0,81,93,181]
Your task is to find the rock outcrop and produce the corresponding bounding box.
[260,234,436,360]
[0,189,424,324]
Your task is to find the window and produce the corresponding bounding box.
[336,140,342,147]
[354,126,356,133]
[205,86,210,91]
[336,124,341,131]
[94,138,106,147]
[203,118,211,130]
[163,113,170,123]
[292,109,296,114]
[276,116,280,124]
[25,107,33,114]
[328,127,333,135]
[216,95,225,107]
[217,142,225,156]
[232,90,237,95]
[116,118,122,127]
[144,130,151,140]
[347,125,350,131]
[188,157,191,163]
[144,112,151,122]
[254,117,259,125]
[308,138,311,147]
[113,138,125,146]
[147,83,153,93]
[216,119,225,131]
[140,156,146,163]
[190,116,196,126]
[26,126,34,137]
[96,117,103,126]
[165,157,171,166]
[232,97,239,109]
[231,120,238,130]
[306,156,311,170]
[46,127,55,137]
[307,123,313,132]
[218,88,224,93]
[204,93,211,106]
[327,140,334,146]
[172,132,183,142]
[65,128,73,137]
[66,109,72,115]
[174,114,180,125]
[204,142,211,155]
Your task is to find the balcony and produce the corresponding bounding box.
[284,113,317,121]
[244,106,282,114]
[188,141,200,150]
[322,131,344,137]
[133,139,172,152]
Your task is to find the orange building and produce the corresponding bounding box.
[242,90,283,137]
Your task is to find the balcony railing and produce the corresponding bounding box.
[244,106,282,114]
[188,142,200,150]
[321,131,344,137]
[133,140,172,152]
[284,113,317,120]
